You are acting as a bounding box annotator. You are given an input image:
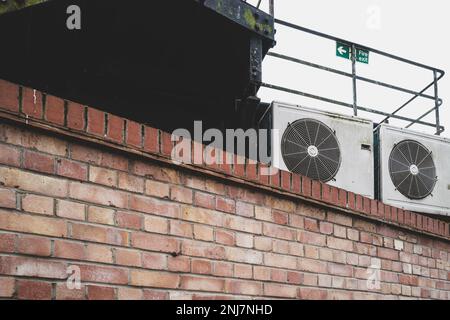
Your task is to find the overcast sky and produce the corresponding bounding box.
[248,0,450,138]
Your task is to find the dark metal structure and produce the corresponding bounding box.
[0,0,275,133]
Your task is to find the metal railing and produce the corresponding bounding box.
[248,1,445,135]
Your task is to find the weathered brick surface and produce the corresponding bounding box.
[0,80,449,300]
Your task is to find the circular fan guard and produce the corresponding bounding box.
[281,119,341,182]
[389,140,437,200]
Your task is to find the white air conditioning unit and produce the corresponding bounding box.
[259,102,375,198]
[375,124,450,216]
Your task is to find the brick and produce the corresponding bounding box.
[289,214,304,229]
[144,215,169,234]
[131,232,179,254]
[265,252,297,269]
[234,264,253,279]
[116,211,142,230]
[0,277,15,298]
[327,237,353,252]
[56,158,88,181]
[281,170,291,190]
[236,233,253,248]
[18,235,51,256]
[45,95,65,125]
[192,259,212,275]
[225,280,262,296]
[298,288,328,300]
[319,222,333,235]
[115,248,141,267]
[118,172,144,193]
[88,206,115,225]
[130,195,180,218]
[170,220,193,238]
[106,114,124,143]
[126,120,142,148]
[79,264,128,285]
[23,150,55,174]
[170,186,193,204]
[378,247,399,260]
[142,252,167,270]
[254,266,271,281]
[70,182,127,208]
[304,218,319,232]
[194,192,215,209]
[130,270,179,289]
[0,233,16,253]
[71,223,129,246]
[0,256,66,279]
[87,285,116,300]
[327,211,352,227]
[272,210,289,225]
[183,206,223,227]
[0,188,16,209]
[0,80,19,112]
[0,167,68,198]
[87,108,105,136]
[236,201,254,217]
[56,284,86,300]
[254,236,272,251]
[57,200,85,220]
[54,240,84,260]
[298,258,327,273]
[0,144,20,167]
[264,283,297,298]
[89,166,117,187]
[21,194,54,216]
[328,263,352,277]
[160,131,173,157]
[263,223,295,240]
[67,101,85,130]
[193,224,214,241]
[143,290,169,300]
[0,210,66,237]
[85,244,113,263]
[118,287,142,300]
[22,88,43,119]
[145,180,170,199]
[168,256,191,272]
[273,239,289,254]
[143,126,159,153]
[334,225,347,238]
[180,276,224,292]
[17,280,52,300]
[225,247,262,265]
[215,230,235,246]
[298,231,326,246]
[216,197,235,213]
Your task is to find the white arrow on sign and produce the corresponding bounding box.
[337,46,347,55]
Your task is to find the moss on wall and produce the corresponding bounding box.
[0,0,49,15]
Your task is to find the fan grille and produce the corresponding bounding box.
[281,119,341,182]
[389,140,437,200]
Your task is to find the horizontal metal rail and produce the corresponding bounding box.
[267,52,440,102]
[261,16,445,134]
[260,82,444,131]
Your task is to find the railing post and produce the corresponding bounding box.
[269,0,275,17]
[433,70,441,135]
[351,44,358,116]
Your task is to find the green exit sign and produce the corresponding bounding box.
[336,42,369,64]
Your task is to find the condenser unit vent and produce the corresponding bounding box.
[388,140,437,200]
[281,119,341,182]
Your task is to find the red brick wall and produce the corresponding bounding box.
[0,79,449,300]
